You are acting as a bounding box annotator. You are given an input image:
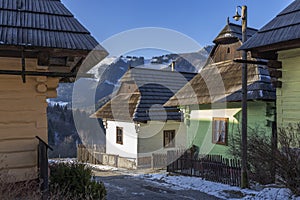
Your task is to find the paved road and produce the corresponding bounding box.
[94,170,221,200]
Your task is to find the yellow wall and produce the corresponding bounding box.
[0,57,59,182]
[278,48,300,126]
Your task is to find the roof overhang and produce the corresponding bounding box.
[239,39,300,60]
[0,45,108,82]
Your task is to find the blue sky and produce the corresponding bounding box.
[62,0,293,57]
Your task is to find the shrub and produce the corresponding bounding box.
[49,162,106,199]
[276,124,300,196]
[0,179,40,200]
[228,124,300,196]
[228,126,275,184]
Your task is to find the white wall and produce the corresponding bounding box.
[106,121,138,159]
[137,121,187,158]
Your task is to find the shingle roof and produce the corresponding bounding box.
[240,0,300,51]
[165,22,275,107]
[93,68,196,122]
[0,0,101,51]
[214,23,257,44]
[164,61,276,107]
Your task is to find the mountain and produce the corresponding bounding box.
[48,45,213,108]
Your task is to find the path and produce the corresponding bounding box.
[94,169,222,200]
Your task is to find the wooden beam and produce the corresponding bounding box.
[49,57,67,66]
[37,52,49,66]
[233,59,282,69]
[267,60,282,69]
[233,59,267,65]
[271,79,282,88]
[0,69,77,78]
[269,69,282,78]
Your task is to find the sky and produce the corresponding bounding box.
[62,0,294,58]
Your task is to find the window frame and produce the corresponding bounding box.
[116,126,123,145]
[163,130,175,148]
[212,117,228,145]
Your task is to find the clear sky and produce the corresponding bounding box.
[62,0,293,57]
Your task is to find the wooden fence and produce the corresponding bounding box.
[167,150,241,187]
[77,144,105,164]
[77,144,136,169]
[152,153,167,169]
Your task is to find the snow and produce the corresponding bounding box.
[104,80,116,86]
[46,99,69,106]
[48,159,300,200]
[140,173,300,200]
[87,56,119,80]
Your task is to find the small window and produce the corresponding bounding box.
[227,47,230,53]
[116,127,123,145]
[212,118,228,145]
[164,130,175,148]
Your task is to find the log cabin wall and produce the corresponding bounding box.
[0,57,59,182]
[211,42,243,63]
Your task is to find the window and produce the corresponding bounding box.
[212,118,228,145]
[164,130,175,148]
[116,127,123,145]
[227,47,230,53]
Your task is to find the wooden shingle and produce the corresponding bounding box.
[0,0,101,51]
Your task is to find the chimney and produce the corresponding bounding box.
[171,61,175,71]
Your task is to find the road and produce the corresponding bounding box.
[94,170,222,200]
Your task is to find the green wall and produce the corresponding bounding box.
[278,48,300,126]
[185,101,275,157]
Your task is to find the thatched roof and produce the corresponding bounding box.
[240,0,300,53]
[0,0,105,52]
[164,60,275,107]
[93,68,196,122]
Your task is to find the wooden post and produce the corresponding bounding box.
[240,5,249,189]
[36,136,53,200]
[38,142,48,200]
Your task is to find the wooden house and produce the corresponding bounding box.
[92,68,195,167]
[165,22,276,156]
[0,0,107,182]
[240,0,300,127]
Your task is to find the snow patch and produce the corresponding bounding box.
[47,99,69,107]
[87,56,119,80]
[141,173,300,200]
[104,80,116,86]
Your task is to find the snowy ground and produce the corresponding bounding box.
[139,173,299,200]
[49,159,300,200]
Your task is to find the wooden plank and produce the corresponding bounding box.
[46,77,59,89]
[0,127,43,141]
[0,151,37,169]
[0,138,37,153]
[0,111,44,123]
[0,57,38,71]
[3,166,38,183]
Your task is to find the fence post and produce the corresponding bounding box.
[36,136,53,200]
[151,154,154,169]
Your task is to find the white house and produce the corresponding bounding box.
[92,68,195,167]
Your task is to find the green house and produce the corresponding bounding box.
[240,0,300,127]
[165,22,276,156]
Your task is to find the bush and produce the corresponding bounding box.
[49,162,106,199]
[276,124,300,196]
[0,179,40,200]
[228,124,300,196]
[228,126,275,184]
